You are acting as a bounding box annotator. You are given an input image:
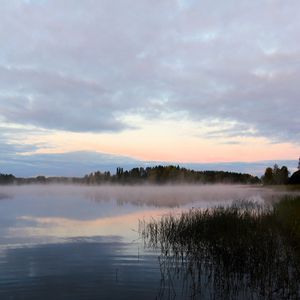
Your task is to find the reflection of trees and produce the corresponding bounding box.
[140,199,300,299]
[0,193,12,200]
[85,185,277,209]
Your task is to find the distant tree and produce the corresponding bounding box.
[262,165,290,185]
[103,171,111,182]
[0,173,16,184]
[272,164,281,185]
[278,166,289,185]
[94,171,102,184]
[289,170,300,185]
[36,176,46,183]
[116,167,124,180]
[262,167,274,185]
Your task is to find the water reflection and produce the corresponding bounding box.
[0,185,299,299]
[10,209,167,242]
[0,184,282,246]
[141,200,300,299]
[0,236,161,300]
[0,192,12,200]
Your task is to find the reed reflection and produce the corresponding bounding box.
[141,197,300,299]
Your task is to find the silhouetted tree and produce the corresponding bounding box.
[262,164,290,185]
[0,173,15,184]
[116,167,124,180]
[36,176,46,183]
[278,166,289,184]
[262,167,274,185]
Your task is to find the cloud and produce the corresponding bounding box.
[0,0,299,142]
[0,66,130,132]
[0,140,297,177]
[0,148,141,177]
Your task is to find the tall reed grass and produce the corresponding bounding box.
[140,196,300,299]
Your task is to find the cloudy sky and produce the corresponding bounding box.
[0,0,299,176]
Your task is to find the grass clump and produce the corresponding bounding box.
[140,197,300,299]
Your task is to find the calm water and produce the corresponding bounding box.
[0,184,288,299]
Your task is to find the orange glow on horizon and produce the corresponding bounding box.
[15,117,300,164]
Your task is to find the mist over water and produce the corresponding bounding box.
[0,184,298,299]
[0,183,291,206]
[0,184,297,245]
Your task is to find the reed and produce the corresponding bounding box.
[140,197,300,299]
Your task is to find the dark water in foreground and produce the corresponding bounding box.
[0,185,294,299]
[0,239,161,299]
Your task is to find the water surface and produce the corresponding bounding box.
[0,184,292,299]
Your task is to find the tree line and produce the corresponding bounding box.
[261,164,290,185]
[2,164,299,186]
[0,165,260,185]
[84,165,260,184]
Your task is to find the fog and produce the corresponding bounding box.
[0,187,299,298]
[0,184,296,208]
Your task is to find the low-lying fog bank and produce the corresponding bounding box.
[0,184,298,208]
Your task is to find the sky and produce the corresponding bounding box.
[0,0,299,177]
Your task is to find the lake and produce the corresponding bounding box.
[0,184,293,299]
